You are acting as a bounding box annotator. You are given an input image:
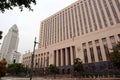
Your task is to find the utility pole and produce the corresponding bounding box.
[30,37,37,80]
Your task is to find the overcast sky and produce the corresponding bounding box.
[0,0,77,54]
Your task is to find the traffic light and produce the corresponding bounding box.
[0,31,2,39]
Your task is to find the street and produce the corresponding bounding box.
[1,77,120,80]
[1,77,45,80]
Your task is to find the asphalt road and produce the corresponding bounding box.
[1,77,46,80]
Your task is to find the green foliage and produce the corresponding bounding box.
[0,0,36,12]
[48,64,59,74]
[8,63,27,76]
[0,31,2,39]
[0,58,7,78]
[109,42,120,69]
[73,58,84,73]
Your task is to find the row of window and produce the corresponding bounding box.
[83,34,120,63]
[40,0,120,47]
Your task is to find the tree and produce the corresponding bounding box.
[8,63,26,76]
[109,42,120,69]
[73,58,84,76]
[0,31,2,39]
[0,58,7,80]
[48,64,59,78]
[0,0,36,12]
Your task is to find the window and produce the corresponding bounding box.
[67,47,71,65]
[88,0,97,30]
[68,9,72,38]
[65,11,69,39]
[103,0,114,25]
[110,36,116,47]
[54,50,56,66]
[103,44,110,60]
[108,0,120,23]
[62,48,66,66]
[72,46,76,60]
[60,14,62,41]
[84,49,88,63]
[93,0,102,29]
[98,0,108,27]
[85,2,92,32]
[118,34,120,39]
[63,12,65,40]
[81,4,88,33]
[88,41,92,45]
[90,47,95,62]
[58,50,61,66]
[102,38,107,43]
[95,39,99,44]
[115,0,120,11]
[74,5,80,36]
[57,15,59,42]
[71,7,76,37]
[96,46,103,61]
[77,4,84,34]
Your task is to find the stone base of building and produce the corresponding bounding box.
[58,61,119,74]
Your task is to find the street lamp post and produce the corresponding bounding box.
[30,37,39,80]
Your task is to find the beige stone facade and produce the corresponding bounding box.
[22,0,120,73]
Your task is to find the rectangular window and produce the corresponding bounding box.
[68,9,72,38]
[58,50,61,66]
[62,48,66,66]
[88,0,97,30]
[103,0,114,25]
[83,49,88,63]
[67,47,71,65]
[71,7,76,37]
[60,14,62,41]
[110,36,116,47]
[63,12,65,40]
[115,0,120,11]
[65,11,69,39]
[74,5,80,36]
[103,44,110,60]
[108,0,120,23]
[54,50,56,66]
[96,46,103,61]
[85,2,93,32]
[81,4,88,33]
[98,0,108,27]
[118,34,120,39]
[72,46,76,60]
[95,39,99,44]
[77,4,84,34]
[93,0,102,29]
[57,15,59,42]
[90,47,95,62]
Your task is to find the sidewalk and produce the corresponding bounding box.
[2,76,120,80]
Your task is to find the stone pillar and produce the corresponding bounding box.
[61,49,63,66]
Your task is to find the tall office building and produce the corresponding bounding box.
[23,0,120,74]
[0,24,20,64]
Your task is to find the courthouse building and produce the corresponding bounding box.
[23,0,120,74]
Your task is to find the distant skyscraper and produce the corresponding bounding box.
[0,24,20,64]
